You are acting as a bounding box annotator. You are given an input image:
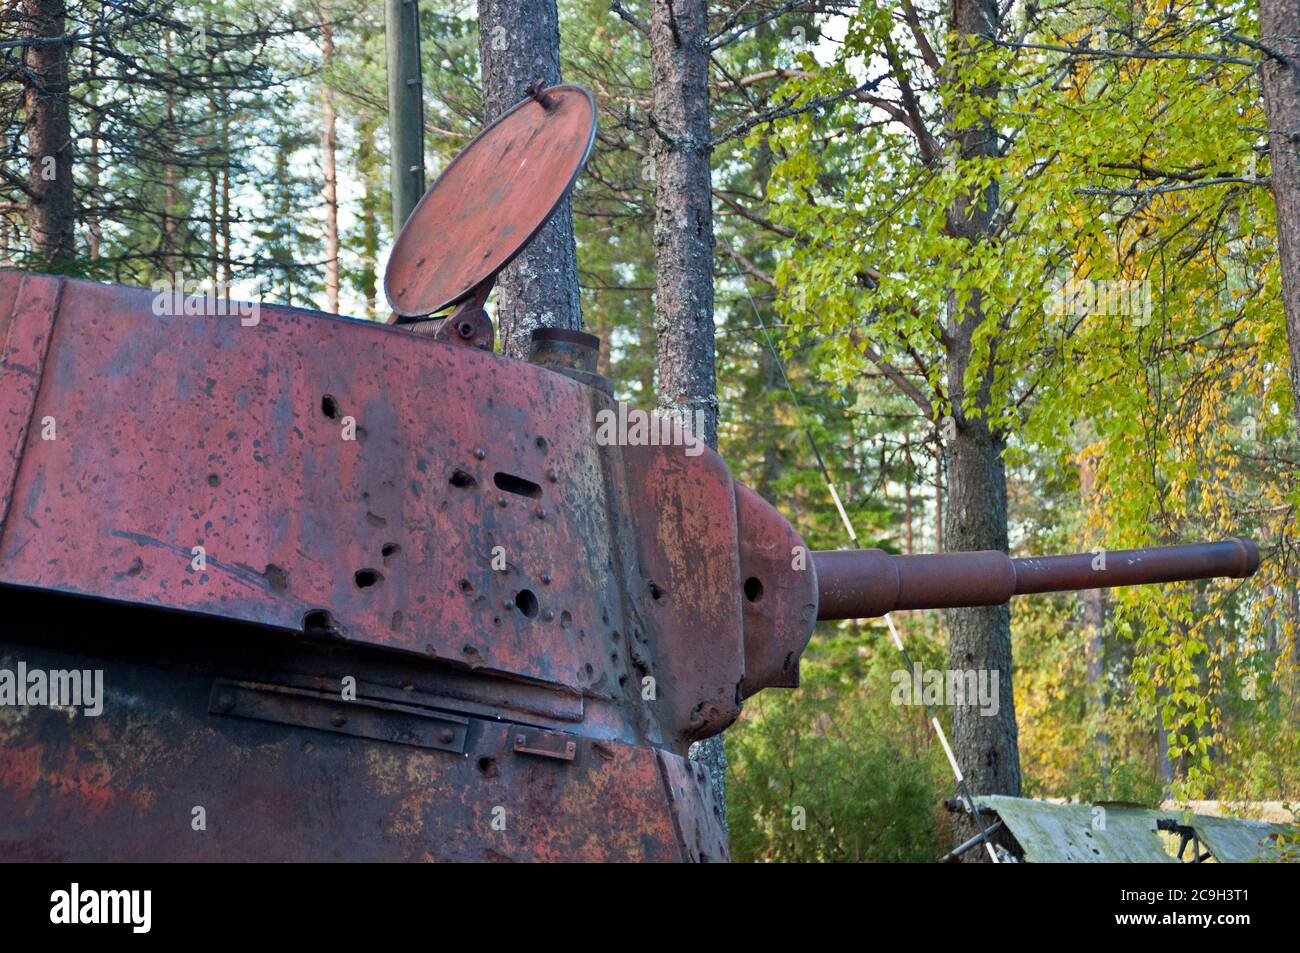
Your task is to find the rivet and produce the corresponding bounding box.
[474,447,486,460]
[543,610,555,621]
[541,572,552,585]
[332,712,347,728]
[536,507,546,520]
[546,467,558,482]
[438,729,455,744]
[504,598,515,610]
[497,496,508,507]
[215,693,234,712]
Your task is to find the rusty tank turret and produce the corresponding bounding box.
[0,86,1260,862]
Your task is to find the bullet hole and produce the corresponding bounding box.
[321,394,339,419]
[391,610,404,631]
[382,542,401,559]
[365,511,387,527]
[264,563,289,592]
[493,472,541,499]
[354,568,382,588]
[535,436,548,452]
[449,469,477,489]
[477,757,499,778]
[207,473,220,487]
[458,578,473,594]
[560,610,572,628]
[648,580,665,601]
[515,589,539,618]
[743,576,764,603]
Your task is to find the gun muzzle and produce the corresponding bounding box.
[812,538,1260,621]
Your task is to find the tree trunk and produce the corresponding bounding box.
[943,0,1021,859]
[22,0,75,265]
[86,46,101,265]
[1260,0,1300,427]
[477,0,583,359]
[648,0,726,822]
[161,30,179,279]
[321,3,341,314]
[934,451,942,550]
[904,432,913,554]
[942,415,1021,809]
[220,101,232,292]
[1077,447,1108,783]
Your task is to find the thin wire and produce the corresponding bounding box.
[723,250,1000,863]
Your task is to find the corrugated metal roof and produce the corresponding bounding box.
[975,796,1174,863]
[1186,814,1294,863]
[972,796,1295,863]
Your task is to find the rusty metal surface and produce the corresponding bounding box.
[734,483,816,697]
[528,328,612,395]
[0,272,61,534]
[0,589,727,862]
[1011,539,1259,593]
[0,270,817,757]
[384,85,596,318]
[813,540,1260,620]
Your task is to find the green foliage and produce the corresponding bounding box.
[729,627,950,862]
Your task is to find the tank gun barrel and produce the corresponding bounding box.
[812,539,1259,621]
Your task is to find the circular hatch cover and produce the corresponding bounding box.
[384,84,597,318]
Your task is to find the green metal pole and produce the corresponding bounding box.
[385,0,425,235]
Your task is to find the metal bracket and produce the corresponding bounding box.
[511,726,577,762]
[210,679,468,754]
[393,278,494,352]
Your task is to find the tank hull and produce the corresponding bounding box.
[0,588,727,862]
